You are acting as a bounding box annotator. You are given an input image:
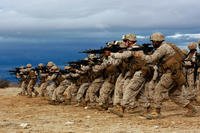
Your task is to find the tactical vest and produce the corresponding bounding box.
[120,58,130,77]
[28,70,37,79]
[184,50,196,69]
[91,69,105,81]
[105,64,120,84]
[54,72,65,86]
[159,43,186,86]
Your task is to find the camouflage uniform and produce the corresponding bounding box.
[111,45,151,110]
[64,73,80,104]
[41,62,55,97]
[85,74,104,105]
[110,44,138,106]
[46,66,60,98]
[183,42,198,101]
[96,56,121,108]
[50,66,73,103]
[26,64,39,97]
[37,64,48,96]
[17,68,29,95]
[110,34,138,107]
[143,43,190,107]
[75,65,91,104]
[140,33,195,118]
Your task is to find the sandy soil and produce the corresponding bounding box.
[1,87,200,133]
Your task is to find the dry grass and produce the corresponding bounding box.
[0,79,10,88]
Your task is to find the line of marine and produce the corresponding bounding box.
[10,32,200,119]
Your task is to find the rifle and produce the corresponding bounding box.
[81,43,154,55]
[9,68,21,75]
[194,52,200,83]
[68,59,91,66]
[34,66,48,74]
[60,69,71,74]
[81,45,124,54]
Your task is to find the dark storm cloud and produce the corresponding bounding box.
[0,0,200,41]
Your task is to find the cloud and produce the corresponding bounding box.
[0,0,200,32]
[0,0,199,42]
[167,33,200,40]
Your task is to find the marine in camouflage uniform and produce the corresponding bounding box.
[136,32,197,119]
[84,58,105,107]
[40,61,55,97]
[109,34,153,116]
[75,57,93,106]
[183,42,199,102]
[16,66,29,96]
[26,64,39,97]
[110,35,138,108]
[50,66,72,105]
[36,63,48,96]
[64,71,80,105]
[95,52,121,110]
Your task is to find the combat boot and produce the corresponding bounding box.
[146,108,161,120]
[34,91,39,97]
[86,103,97,109]
[17,92,23,96]
[184,103,197,117]
[191,97,200,106]
[140,106,151,117]
[49,100,60,105]
[108,105,124,117]
[95,104,108,111]
[63,99,71,105]
[74,102,81,107]
[27,95,32,98]
[40,93,45,97]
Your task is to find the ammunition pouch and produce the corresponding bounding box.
[141,66,154,81]
[161,55,186,86]
[106,65,119,84]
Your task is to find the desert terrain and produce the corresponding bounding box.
[1,87,200,133]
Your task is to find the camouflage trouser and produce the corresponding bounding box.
[46,82,57,98]
[143,80,157,106]
[40,82,48,97]
[137,81,154,108]
[65,83,78,101]
[85,77,104,103]
[153,72,190,109]
[183,68,198,100]
[76,83,90,103]
[52,80,71,102]
[20,80,28,95]
[27,79,38,96]
[113,73,131,105]
[121,71,147,107]
[98,79,115,106]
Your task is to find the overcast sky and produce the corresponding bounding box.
[0,0,200,42]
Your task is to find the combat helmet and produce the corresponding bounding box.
[122,33,137,42]
[188,42,197,50]
[51,65,59,72]
[106,41,116,47]
[38,63,44,67]
[26,64,32,68]
[150,32,165,42]
[19,66,25,69]
[47,61,55,67]
[88,54,97,59]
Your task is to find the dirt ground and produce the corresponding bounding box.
[1,87,200,133]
